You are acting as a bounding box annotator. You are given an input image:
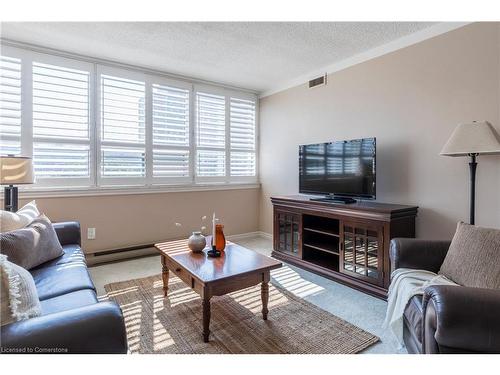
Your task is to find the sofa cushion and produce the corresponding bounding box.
[40,289,98,315]
[0,214,64,270]
[0,200,40,233]
[403,295,424,345]
[31,262,95,301]
[439,222,500,289]
[31,245,86,270]
[1,254,42,326]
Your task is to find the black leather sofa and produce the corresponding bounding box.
[1,222,128,354]
[390,238,500,354]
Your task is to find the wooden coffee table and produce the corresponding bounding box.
[154,239,282,342]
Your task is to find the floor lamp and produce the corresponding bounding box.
[440,121,500,225]
[0,156,35,212]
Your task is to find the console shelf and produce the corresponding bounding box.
[303,243,339,256]
[271,195,418,299]
[303,227,340,238]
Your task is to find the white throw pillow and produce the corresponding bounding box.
[0,254,42,326]
[0,200,40,233]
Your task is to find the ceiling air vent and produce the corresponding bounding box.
[308,74,327,89]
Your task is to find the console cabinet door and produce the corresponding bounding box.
[340,221,384,286]
[274,210,301,257]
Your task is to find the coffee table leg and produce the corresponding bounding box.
[161,255,169,297]
[202,296,211,342]
[261,280,269,320]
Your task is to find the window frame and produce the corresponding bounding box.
[1,44,259,192]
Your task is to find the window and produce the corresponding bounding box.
[0,55,22,156]
[195,91,226,179]
[230,97,256,178]
[152,82,190,182]
[32,61,91,184]
[1,45,258,191]
[99,72,146,184]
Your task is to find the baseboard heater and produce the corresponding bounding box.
[87,243,159,266]
[93,243,156,257]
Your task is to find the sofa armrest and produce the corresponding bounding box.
[0,302,127,354]
[53,221,81,246]
[390,238,450,273]
[422,285,500,353]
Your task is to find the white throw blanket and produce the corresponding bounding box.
[383,268,457,348]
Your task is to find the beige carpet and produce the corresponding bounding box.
[104,274,379,354]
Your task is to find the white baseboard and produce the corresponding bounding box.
[227,231,272,241]
[226,231,261,240]
[257,231,273,240]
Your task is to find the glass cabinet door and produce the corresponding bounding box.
[340,222,383,286]
[275,211,301,257]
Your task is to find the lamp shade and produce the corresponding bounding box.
[440,121,500,157]
[0,156,35,185]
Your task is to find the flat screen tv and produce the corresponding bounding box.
[299,137,376,202]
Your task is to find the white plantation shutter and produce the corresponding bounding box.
[100,73,146,182]
[101,146,145,177]
[1,46,259,190]
[230,151,256,176]
[153,149,189,178]
[101,75,145,143]
[196,92,225,148]
[32,61,91,183]
[197,150,226,177]
[230,97,256,177]
[195,91,226,178]
[152,83,190,181]
[0,56,22,155]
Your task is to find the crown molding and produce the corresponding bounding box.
[260,22,471,98]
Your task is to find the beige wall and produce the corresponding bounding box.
[17,188,259,254]
[259,23,500,240]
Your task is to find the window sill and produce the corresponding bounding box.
[13,182,261,199]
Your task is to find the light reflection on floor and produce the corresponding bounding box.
[271,265,325,298]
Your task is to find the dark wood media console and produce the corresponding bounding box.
[271,195,418,299]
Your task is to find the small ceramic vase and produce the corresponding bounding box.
[188,231,206,253]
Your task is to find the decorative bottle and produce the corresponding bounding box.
[215,224,226,251]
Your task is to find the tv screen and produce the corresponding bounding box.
[299,138,376,199]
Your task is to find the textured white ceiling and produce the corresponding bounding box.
[0,22,437,93]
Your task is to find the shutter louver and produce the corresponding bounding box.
[33,63,89,139]
[101,147,145,177]
[34,143,90,178]
[230,98,255,149]
[195,91,226,178]
[32,61,91,180]
[230,97,256,177]
[196,92,225,148]
[100,74,146,181]
[152,84,189,146]
[152,83,190,180]
[0,56,22,155]
[230,151,256,177]
[101,75,145,144]
[153,149,189,178]
[197,150,225,177]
